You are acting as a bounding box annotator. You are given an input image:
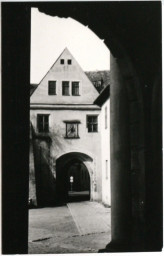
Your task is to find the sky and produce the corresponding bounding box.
[31,8,110,84]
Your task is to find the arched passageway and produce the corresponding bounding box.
[67,161,90,202]
[56,152,92,204]
[2,3,162,254]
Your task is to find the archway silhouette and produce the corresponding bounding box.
[2,3,162,254]
[29,7,159,251]
[56,152,93,204]
[31,9,146,251]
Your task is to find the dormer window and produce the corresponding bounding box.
[60,59,64,64]
[68,59,72,65]
[48,81,56,95]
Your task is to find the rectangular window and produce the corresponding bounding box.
[65,122,79,138]
[68,59,72,65]
[60,59,64,64]
[106,160,108,179]
[105,106,107,129]
[37,114,49,133]
[62,81,69,95]
[87,115,98,132]
[48,81,56,95]
[72,82,80,96]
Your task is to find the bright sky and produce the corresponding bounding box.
[31,8,110,84]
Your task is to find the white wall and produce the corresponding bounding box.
[30,48,103,202]
[31,48,99,104]
[30,107,102,201]
[100,98,110,206]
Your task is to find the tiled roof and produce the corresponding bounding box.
[85,70,110,93]
[30,84,38,96]
[94,84,110,106]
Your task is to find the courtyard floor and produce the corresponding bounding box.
[28,201,111,254]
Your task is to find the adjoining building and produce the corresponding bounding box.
[86,70,110,93]
[29,48,110,206]
[94,85,110,206]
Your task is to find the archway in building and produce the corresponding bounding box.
[29,5,160,252]
[67,160,90,202]
[2,3,162,254]
[30,7,146,251]
[56,152,92,204]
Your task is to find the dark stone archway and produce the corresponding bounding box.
[2,2,162,253]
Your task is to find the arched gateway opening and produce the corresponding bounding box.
[56,152,93,204]
[27,4,162,254]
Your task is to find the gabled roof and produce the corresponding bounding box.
[94,84,110,106]
[30,47,99,104]
[36,48,72,87]
[30,84,38,96]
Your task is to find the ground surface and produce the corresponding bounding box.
[28,201,111,254]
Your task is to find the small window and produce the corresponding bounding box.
[87,115,98,132]
[65,122,79,138]
[48,81,56,95]
[62,81,69,95]
[68,59,72,65]
[60,59,64,64]
[72,82,80,96]
[37,114,49,133]
[106,160,108,179]
[105,106,107,129]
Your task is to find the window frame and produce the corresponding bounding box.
[48,81,56,95]
[68,59,72,65]
[62,81,70,96]
[37,114,49,133]
[72,81,80,96]
[86,115,98,133]
[64,121,80,139]
[60,59,64,64]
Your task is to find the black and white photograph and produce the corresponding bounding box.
[2,1,163,254]
[29,7,110,253]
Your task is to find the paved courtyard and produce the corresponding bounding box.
[28,201,111,254]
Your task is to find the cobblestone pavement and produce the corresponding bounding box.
[28,201,111,254]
